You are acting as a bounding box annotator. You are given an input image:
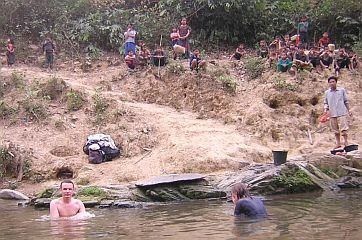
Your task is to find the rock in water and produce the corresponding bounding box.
[135,173,205,187]
[0,189,29,200]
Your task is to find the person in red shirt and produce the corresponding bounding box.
[177,18,191,58]
[125,51,136,70]
[318,32,330,48]
[6,38,15,67]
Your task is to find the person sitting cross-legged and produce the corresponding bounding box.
[125,50,136,70]
[152,46,166,67]
[190,49,206,72]
[320,50,334,70]
[294,48,312,71]
[334,48,350,77]
[138,42,151,66]
[278,52,295,76]
[230,43,246,60]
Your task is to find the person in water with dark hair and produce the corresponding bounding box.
[231,183,267,217]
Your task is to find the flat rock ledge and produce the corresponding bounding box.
[0,189,29,200]
[6,151,362,209]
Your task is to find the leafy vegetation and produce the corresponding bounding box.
[10,72,26,89]
[0,101,17,119]
[37,77,67,100]
[0,145,31,179]
[66,89,85,111]
[273,76,298,91]
[352,41,362,56]
[218,75,237,93]
[19,97,48,121]
[0,0,360,53]
[167,62,186,75]
[0,146,13,178]
[77,186,107,197]
[92,89,109,124]
[245,57,265,79]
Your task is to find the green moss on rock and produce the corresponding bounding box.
[271,169,319,193]
[77,186,108,198]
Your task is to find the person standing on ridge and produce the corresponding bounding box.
[323,76,352,149]
[124,23,137,56]
[42,37,56,70]
[177,17,191,58]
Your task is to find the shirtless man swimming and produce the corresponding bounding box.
[50,180,86,220]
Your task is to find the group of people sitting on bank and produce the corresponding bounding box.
[248,20,360,77]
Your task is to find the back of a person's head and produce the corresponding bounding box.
[231,183,250,199]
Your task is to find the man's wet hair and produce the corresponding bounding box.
[60,179,74,189]
[328,76,338,83]
[231,183,250,199]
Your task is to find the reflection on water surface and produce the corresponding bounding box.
[0,190,361,240]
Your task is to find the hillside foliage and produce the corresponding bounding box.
[0,0,361,52]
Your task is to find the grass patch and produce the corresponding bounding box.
[37,77,67,100]
[209,66,230,79]
[245,57,265,79]
[0,146,13,178]
[273,76,298,91]
[66,89,85,111]
[167,62,186,75]
[218,75,237,93]
[77,186,108,197]
[0,80,9,97]
[19,97,48,121]
[92,89,109,124]
[352,40,362,56]
[0,144,32,179]
[0,101,17,119]
[10,72,26,89]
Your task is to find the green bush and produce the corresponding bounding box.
[92,90,109,124]
[218,75,237,93]
[66,89,85,111]
[0,101,16,119]
[0,146,13,178]
[77,186,107,197]
[0,0,361,51]
[273,76,298,91]
[38,77,67,100]
[20,98,48,121]
[166,62,186,75]
[352,41,362,56]
[245,57,265,79]
[10,72,26,89]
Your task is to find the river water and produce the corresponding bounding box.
[0,190,361,240]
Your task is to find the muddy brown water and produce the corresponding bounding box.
[0,190,361,240]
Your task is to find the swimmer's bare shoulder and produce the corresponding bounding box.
[50,198,61,219]
[75,199,86,212]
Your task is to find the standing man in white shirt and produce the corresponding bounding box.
[124,23,137,56]
[323,76,352,149]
